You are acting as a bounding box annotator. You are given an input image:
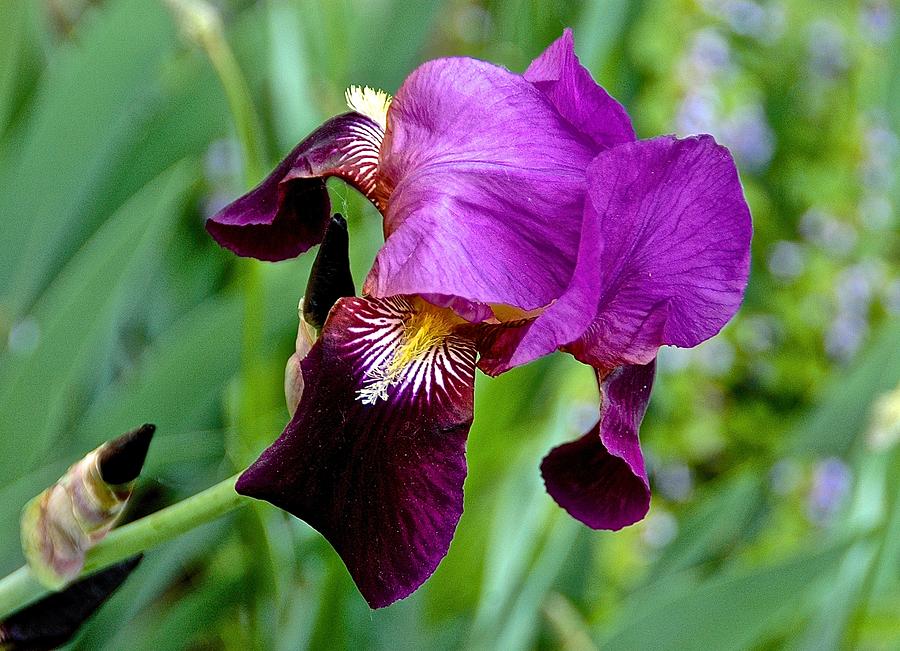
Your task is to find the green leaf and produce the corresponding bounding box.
[0,163,193,482]
[599,543,850,651]
[73,293,241,456]
[646,471,763,580]
[574,0,632,72]
[791,320,900,457]
[0,0,176,316]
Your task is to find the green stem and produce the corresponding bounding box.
[0,474,247,620]
[165,0,265,184]
[0,566,43,620]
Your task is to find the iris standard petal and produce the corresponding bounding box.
[236,296,477,608]
[364,56,595,312]
[524,28,635,149]
[541,360,655,530]
[206,113,385,261]
[567,135,752,369]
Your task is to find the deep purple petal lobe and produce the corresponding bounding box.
[366,57,595,312]
[568,135,752,369]
[524,28,635,149]
[542,361,655,530]
[237,296,476,608]
[206,113,384,261]
[0,556,141,651]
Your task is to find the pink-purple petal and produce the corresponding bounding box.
[567,135,752,369]
[364,57,595,311]
[541,361,655,530]
[236,296,476,608]
[205,113,384,261]
[524,28,636,149]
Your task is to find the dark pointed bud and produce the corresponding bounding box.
[21,426,156,589]
[0,556,141,651]
[302,213,355,330]
[98,424,155,485]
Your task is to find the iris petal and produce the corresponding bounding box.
[567,135,752,369]
[364,57,594,312]
[236,296,476,608]
[541,361,655,530]
[205,113,385,261]
[524,28,635,149]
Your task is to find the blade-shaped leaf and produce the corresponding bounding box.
[0,163,193,482]
[599,544,850,651]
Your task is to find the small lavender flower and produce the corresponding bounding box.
[767,240,806,281]
[737,314,781,354]
[825,312,869,363]
[654,463,694,502]
[807,457,852,524]
[807,19,849,80]
[722,0,768,38]
[682,29,732,82]
[720,104,775,171]
[695,338,736,377]
[798,209,857,257]
[676,88,721,136]
[860,0,895,44]
[641,510,679,549]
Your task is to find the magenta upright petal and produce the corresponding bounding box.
[524,28,635,149]
[236,296,477,608]
[364,57,595,311]
[541,361,655,530]
[206,113,385,261]
[567,135,752,369]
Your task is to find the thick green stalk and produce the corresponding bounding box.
[0,474,247,620]
[0,566,43,620]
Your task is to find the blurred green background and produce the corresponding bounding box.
[0,0,898,649]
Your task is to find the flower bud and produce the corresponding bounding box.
[285,299,317,416]
[302,213,355,331]
[21,425,155,589]
[285,213,356,415]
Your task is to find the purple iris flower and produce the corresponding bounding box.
[207,30,751,607]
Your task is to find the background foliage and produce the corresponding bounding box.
[0,0,898,649]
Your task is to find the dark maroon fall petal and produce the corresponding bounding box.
[237,296,476,608]
[541,361,655,530]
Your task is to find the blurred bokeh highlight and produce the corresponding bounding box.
[0,0,898,649]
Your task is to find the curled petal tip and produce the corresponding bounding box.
[97,424,156,485]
